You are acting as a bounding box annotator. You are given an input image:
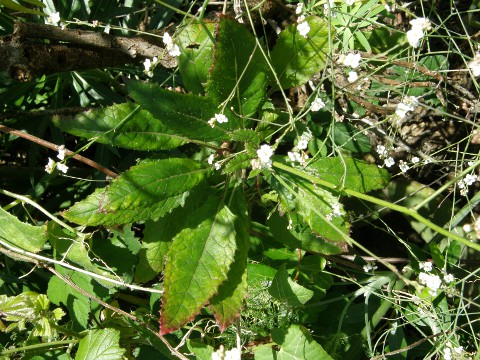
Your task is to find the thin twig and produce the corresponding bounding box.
[0,124,118,179]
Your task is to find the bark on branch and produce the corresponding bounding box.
[0,22,177,82]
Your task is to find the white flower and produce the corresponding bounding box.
[207,154,215,165]
[208,113,228,127]
[395,97,418,119]
[163,32,181,57]
[297,21,310,38]
[144,57,158,77]
[297,139,309,150]
[376,144,388,158]
[347,71,358,83]
[384,157,395,167]
[257,144,274,168]
[214,162,221,170]
[345,0,356,4]
[407,27,424,48]
[418,272,442,296]
[363,262,378,273]
[212,345,241,360]
[342,53,361,68]
[57,145,66,160]
[399,160,409,173]
[295,3,304,14]
[56,163,69,174]
[410,18,432,31]
[474,216,480,239]
[46,12,61,26]
[444,273,454,284]
[251,158,262,170]
[332,202,342,216]
[45,158,55,174]
[310,98,325,111]
[453,346,463,354]
[468,54,480,77]
[444,347,452,360]
[411,156,420,164]
[419,261,433,272]
[464,173,477,186]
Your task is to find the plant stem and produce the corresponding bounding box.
[0,339,78,356]
[272,161,480,252]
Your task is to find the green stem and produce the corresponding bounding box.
[272,161,480,252]
[0,339,79,356]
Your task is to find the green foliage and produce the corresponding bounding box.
[1,0,479,358]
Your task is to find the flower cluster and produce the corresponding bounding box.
[211,345,241,360]
[339,53,361,83]
[443,342,465,360]
[208,113,229,128]
[395,96,419,120]
[468,53,480,77]
[310,97,325,111]
[417,261,455,296]
[363,262,378,273]
[297,15,310,38]
[457,173,478,196]
[406,17,431,48]
[325,201,343,221]
[376,144,395,168]
[251,144,274,169]
[144,57,158,77]
[163,33,181,57]
[287,132,312,166]
[45,146,69,174]
[207,154,221,170]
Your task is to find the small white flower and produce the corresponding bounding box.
[207,154,215,165]
[376,144,388,158]
[310,98,326,111]
[332,202,342,216]
[399,160,409,173]
[453,346,463,354]
[295,3,304,14]
[342,53,361,68]
[474,216,480,239]
[57,145,66,160]
[407,26,424,48]
[464,173,477,186]
[163,33,181,57]
[444,347,452,360]
[208,113,228,127]
[384,157,395,167]
[345,0,356,5]
[347,71,358,83]
[444,273,454,284]
[411,156,420,164]
[363,262,378,273]
[45,158,55,174]
[163,32,173,46]
[418,272,442,296]
[212,345,240,360]
[468,53,480,77]
[297,21,310,38]
[46,12,61,26]
[56,163,69,174]
[410,18,432,31]
[214,162,222,170]
[395,102,414,119]
[144,57,158,77]
[419,261,433,272]
[257,144,274,167]
[251,158,262,170]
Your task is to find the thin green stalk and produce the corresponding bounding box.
[272,161,480,252]
[0,339,78,356]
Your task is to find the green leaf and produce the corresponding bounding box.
[270,16,332,89]
[187,339,214,360]
[271,325,333,359]
[0,0,45,15]
[206,16,269,117]
[177,21,216,95]
[47,222,119,286]
[271,170,350,243]
[127,81,236,142]
[306,157,390,193]
[160,196,237,334]
[75,328,125,360]
[268,212,347,255]
[268,264,314,306]
[53,103,184,150]
[333,123,372,153]
[63,158,209,226]
[0,207,47,253]
[209,186,249,331]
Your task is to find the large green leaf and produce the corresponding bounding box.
[306,157,390,193]
[268,264,314,307]
[271,325,333,359]
[0,0,45,15]
[206,16,269,117]
[333,123,372,153]
[127,81,236,142]
[177,21,216,95]
[209,186,249,331]
[63,158,209,226]
[160,196,237,334]
[271,170,350,243]
[270,16,332,89]
[75,328,124,360]
[53,103,184,150]
[0,207,47,253]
